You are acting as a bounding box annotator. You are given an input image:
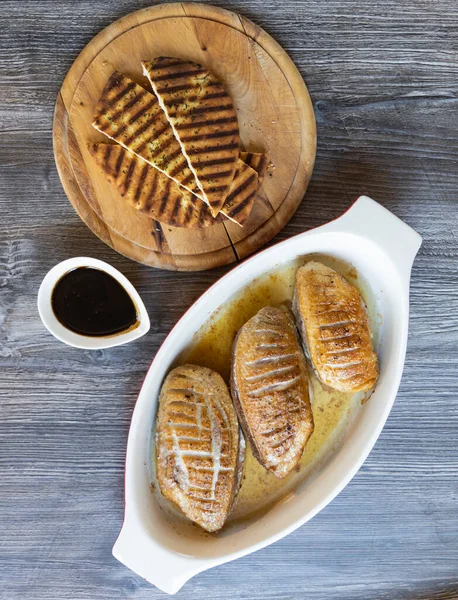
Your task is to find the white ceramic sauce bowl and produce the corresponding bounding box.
[113,197,422,593]
[37,257,150,349]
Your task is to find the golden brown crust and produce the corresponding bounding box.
[88,143,214,229]
[92,71,201,197]
[293,261,379,393]
[219,159,258,226]
[143,57,240,217]
[231,307,314,479]
[156,364,242,532]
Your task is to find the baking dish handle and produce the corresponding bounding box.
[112,518,210,594]
[326,196,422,279]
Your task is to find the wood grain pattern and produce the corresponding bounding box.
[54,2,316,270]
[1,1,458,599]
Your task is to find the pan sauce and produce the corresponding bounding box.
[166,255,379,527]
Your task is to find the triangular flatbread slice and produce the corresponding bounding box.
[88,143,214,229]
[142,57,240,217]
[240,152,268,187]
[220,153,269,226]
[219,159,258,226]
[92,72,202,199]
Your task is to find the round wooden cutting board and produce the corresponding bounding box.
[53,3,316,271]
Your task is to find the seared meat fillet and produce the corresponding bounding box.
[293,261,379,393]
[156,364,243,532]
[142,57,240,217]
[88,143,214,228]
[92,72,201,198]
[231,307,314,479]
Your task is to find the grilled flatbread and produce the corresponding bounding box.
[156,364,243,532]
[240,152,268,186]
[219,159,258,226]
[92,71,202,198]
[231,306,314,479]
[142,57,240,217]
[88,143,214,229]
[293,262,379,392]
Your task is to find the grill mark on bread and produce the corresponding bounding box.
[109,90,147,121]
[187,142,238,155]
[126,115,165,149]
[199,170,234,181]
[196,156,237,168]
[150,135,175,159]
[182,103,234,117]
[143,170,159,211]
[128,119,169,150]
[181,171,197,185]
[175,116,238,131]
[92,71,202,198]
[143,58,240,216]
[155,80,220,95]
[206,186,227,200]
[168,157,189,178]
[225,191,256,217]
[113,148,125,178]
[124,98,158,129]
[111,81,136,105]
[183,202,194,225]
[103,144,112,164]
[170,195,182,222]
[219,160,258,224]
[111,123,127,138]
[179,129,239,144]
[88,143,214,229]
[167,90,228,107]
[123,159,136,192]
[104,73,122,93]
[220,153,269,224]
[158,179,171,214]
[134,162,149,202]
[225,173,257,202]
[153,67,206,82]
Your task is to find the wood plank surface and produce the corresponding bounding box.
[1,1,457,599]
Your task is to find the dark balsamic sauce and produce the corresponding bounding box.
[51,267,138,337]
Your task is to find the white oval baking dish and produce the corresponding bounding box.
[112,196,422,594]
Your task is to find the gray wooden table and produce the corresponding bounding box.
[1,1,457,598]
